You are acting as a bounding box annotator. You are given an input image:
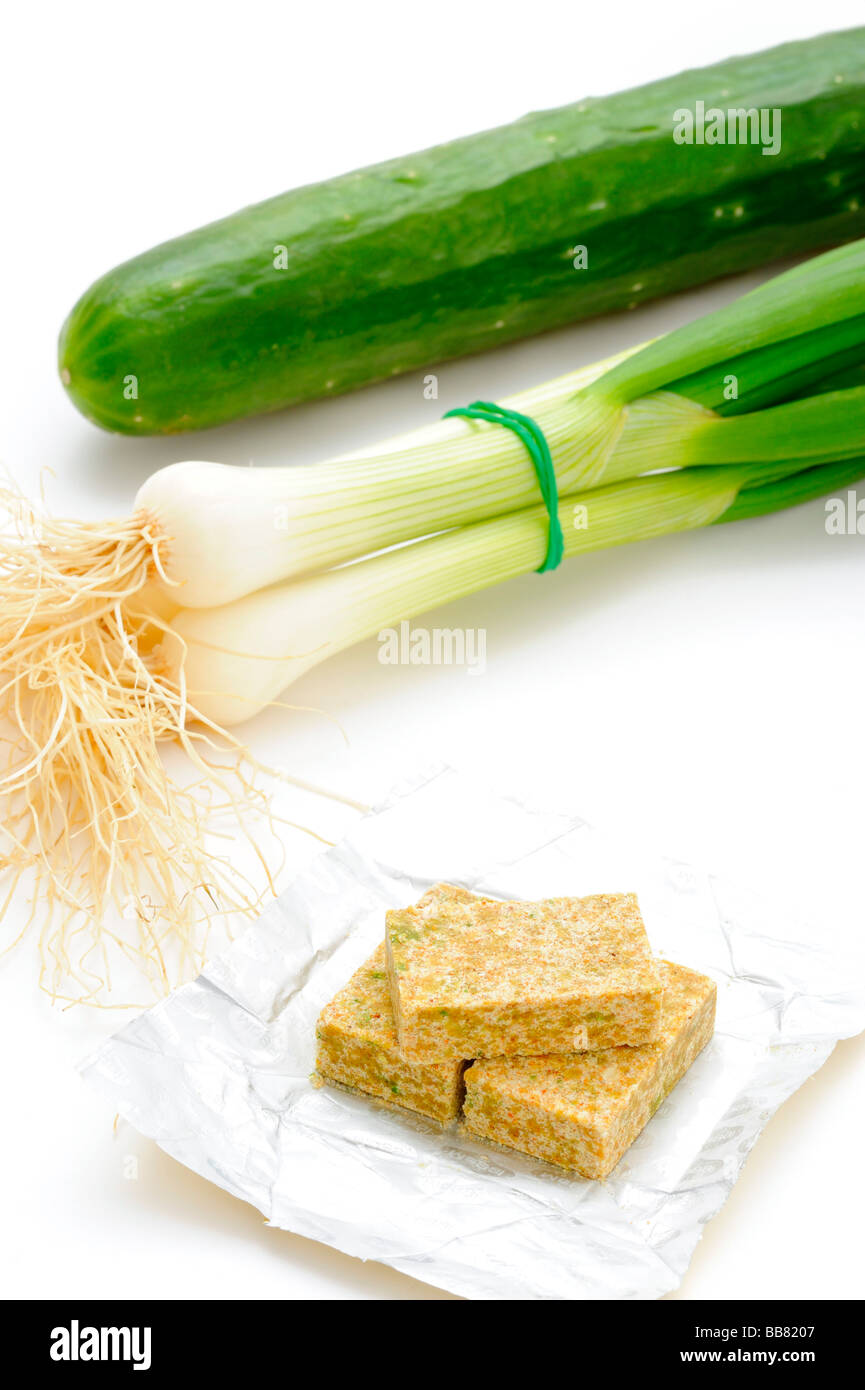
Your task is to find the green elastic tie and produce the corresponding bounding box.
[443,400,564,572]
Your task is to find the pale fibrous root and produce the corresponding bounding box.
[0,483,319,1008]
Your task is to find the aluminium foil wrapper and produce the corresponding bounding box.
[82,766,865,1300]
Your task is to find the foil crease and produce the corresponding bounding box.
[81,766,865,1300]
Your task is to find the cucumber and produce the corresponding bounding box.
[60,28,865,435]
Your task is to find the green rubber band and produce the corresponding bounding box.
[443,399,564,572]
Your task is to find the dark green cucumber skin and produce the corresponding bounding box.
[60,28,865,435]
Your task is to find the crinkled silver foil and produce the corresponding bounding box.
[81,766,865,1300]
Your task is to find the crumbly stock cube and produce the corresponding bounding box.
[462,960,716,1179]
[386,889,663,1063]
[315,885,477,1123]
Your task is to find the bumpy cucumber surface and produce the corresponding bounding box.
[60,28,865,434]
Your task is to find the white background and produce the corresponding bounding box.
[1,0,864,1301]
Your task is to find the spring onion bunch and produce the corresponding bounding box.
[3,237,865,1002]
[169,455,865,727]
